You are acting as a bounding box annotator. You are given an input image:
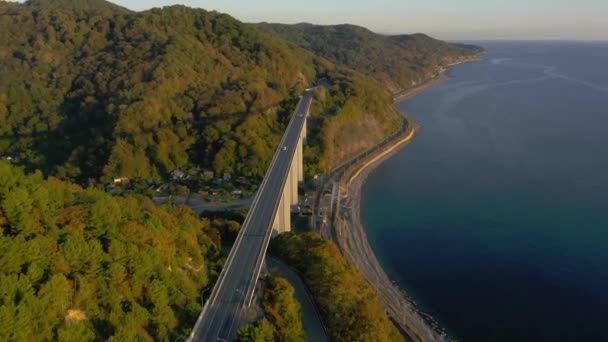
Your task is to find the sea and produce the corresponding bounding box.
[361,41,608,341]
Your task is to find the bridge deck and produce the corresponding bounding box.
[189,90,313,341]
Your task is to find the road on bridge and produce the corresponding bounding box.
[189,89,313,342]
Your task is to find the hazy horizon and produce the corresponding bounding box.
[70,0,608,41]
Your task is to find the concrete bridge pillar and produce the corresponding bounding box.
[273,186,290,235]
[297,137,304,182]
[272,197,280,233]
[271,116,308,235]
[282,179,291,233]
[290,157,298,206]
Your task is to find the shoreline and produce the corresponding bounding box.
[333,121,448,342]
[392,55,481,102]
[325,70,460,341]
[392,74,449,103]
[326,56,484,341]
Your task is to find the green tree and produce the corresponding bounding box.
[0,0,474,183]
[270,233,403,342]
[0,163,221,340]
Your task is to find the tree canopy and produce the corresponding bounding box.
[236,272,305,342]
[0,162,224,340]
[0,1,482,181]
[0,0,407,183]
[270,232,403,342]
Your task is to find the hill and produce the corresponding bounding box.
[256,23,484,93]
[0,162,224,340]
[26,0,130,14]
[0,1,400,180]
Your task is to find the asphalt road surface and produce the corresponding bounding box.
[189,90,313,341]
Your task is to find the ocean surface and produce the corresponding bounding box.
[361,41,608,341]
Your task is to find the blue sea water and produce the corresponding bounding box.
[361,42,608,341]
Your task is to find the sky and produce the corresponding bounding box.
[112,0,607,40]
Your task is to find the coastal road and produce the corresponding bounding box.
[188,90,313,342]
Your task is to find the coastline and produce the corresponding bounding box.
[337,122,439,341]
[392,55,481,102]
[324,72,457,342]
[324,56,485,341]
[392,74,449,103]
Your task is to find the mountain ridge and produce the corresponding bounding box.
[256,22,483,93]
[0,1,400,181]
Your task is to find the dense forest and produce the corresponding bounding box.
[0,162,224,340]
[236,272,305,342]
[270,232,403,342]
[0,1,484,340]
[0,0,401,182]
[256,23,484,93]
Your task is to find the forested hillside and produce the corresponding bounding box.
[270,233,403,342]
[0,0,400,181]
[0,162,223,340]
[256,23,484,93]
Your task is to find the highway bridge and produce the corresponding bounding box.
[188,89,313,341]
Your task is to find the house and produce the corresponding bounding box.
[171,169,185,180]
[105,184,116,194]
[231,190,243,195]
[202,170,214,180]
[156,184,169,193]
[112,177,129,184]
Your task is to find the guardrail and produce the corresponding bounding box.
[243,96,309,308]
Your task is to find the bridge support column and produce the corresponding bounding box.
[272,198,281,233]
[282,180,290,233]
[271,117,308,236]
[272,172,293,235]
[297,137,304,182]
[282,178,291,233]
[290,157,298,206]
[273,186,289,235]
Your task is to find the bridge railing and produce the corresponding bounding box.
[187,93,311,341]
[242,97,308,308]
